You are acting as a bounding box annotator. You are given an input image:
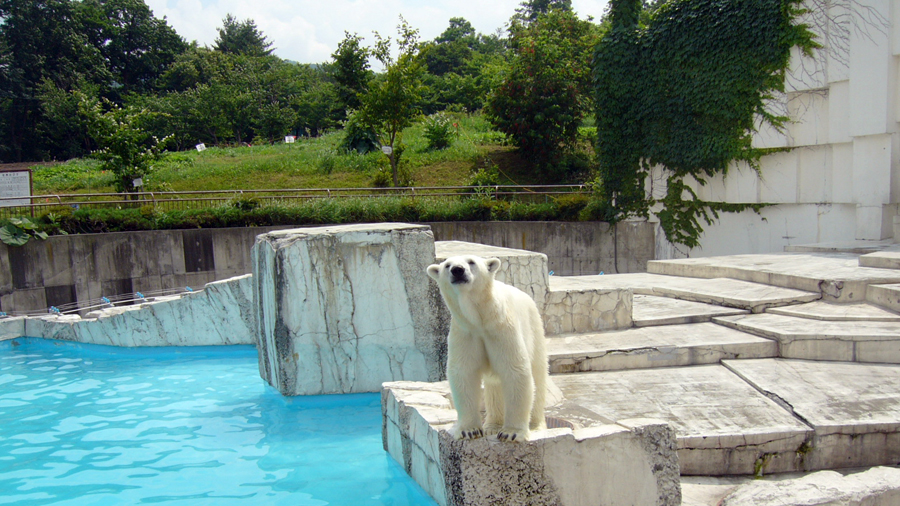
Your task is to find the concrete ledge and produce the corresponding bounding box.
[17,275,254,347]
[0,316,25,341]
[544,286,633,335]
[382,381,681,506]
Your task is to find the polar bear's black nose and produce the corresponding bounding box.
[450,266,465,277]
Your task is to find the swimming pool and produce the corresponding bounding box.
[0,338,438,506]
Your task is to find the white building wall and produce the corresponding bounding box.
[658,0,900,258]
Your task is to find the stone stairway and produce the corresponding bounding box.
[386,239,900,506]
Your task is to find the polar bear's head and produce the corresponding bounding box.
[426,255,501,293]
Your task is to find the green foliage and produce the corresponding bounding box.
[357,17,427,186]
[330,32,371,113]
[422,112,455,150]
[594,0,818,248]
[0,217,49,246]
[214,14,274,56]
[340,109,380,154]
[487,9,600,168]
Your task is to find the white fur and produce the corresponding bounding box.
[427,255,548,442]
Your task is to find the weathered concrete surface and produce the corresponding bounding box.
[785,240,895,255]
[713,313,900,363]
[382,381,681,506]
[858,246,900,269]
[724,359,900,471]
[766,301,900,322]
[546,322,776,373]
[648,253,900,302]
[544,285,633,335]
[428,220,655,276]
[867,283,900,313]
[252,224,447,396]
[20,275,254,346]
[633,295,749,327]
[551,365,814,476]
[682,467,900,506]
[552,273,820,313]
[0,316,25,341]
[435,240,548,310]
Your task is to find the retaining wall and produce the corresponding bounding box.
[0,221,654,314]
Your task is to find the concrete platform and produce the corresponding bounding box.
[546,322,776,373]
[859,248,900,270]
[713,313,900,363]
[551,273,820,313]
[765,301,900,322]
[648,253,900,302]
[785,240,895,255]
[867,283,900,313]
[549,365,814,476]
[633,295,749,327]
[724,359,900,472]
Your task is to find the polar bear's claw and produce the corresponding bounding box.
[458,428,484,440]
[497,429,527,442]
[483,423,502,436]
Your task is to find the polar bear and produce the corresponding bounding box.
[427,255,548,442]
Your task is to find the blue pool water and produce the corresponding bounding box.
[0,338,437,506]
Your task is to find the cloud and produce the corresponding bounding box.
[145,0,609,64]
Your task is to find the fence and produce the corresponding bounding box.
[0,185,590,218]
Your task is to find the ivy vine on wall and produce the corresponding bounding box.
[593,0,819,248]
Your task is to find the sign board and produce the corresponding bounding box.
[284,135,296,144]
[0,170,32,207]
[381,145,393,155]
[196,143,206,152]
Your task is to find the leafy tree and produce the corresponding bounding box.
[514,0,573,24]
[594,0,818,247]
[330,32,371,113]
[214,14,274,56]
[357,18,426,186]
[487,8,599,170]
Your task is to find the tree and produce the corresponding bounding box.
[487,8,599,170]
[357,18,426,186]
[330,32,371,113]
[514,0,573,24]
[214,14,274,56]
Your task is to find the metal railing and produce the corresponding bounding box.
[0,185,590,217]
[0,287,198,318]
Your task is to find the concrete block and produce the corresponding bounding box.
[718,467,900,506]
[849,0,892,137]
[831,141,854,203]
[543,287,632,335]
[0,317,25,340]
[758,150,799,203]
[797,146,832,203]
[852,134,892,206]
[252,224,446,396]
[786,91,829,147]
[382,381,681,506]
[829,80,851,143]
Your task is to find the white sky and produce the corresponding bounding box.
[144,0,610,64]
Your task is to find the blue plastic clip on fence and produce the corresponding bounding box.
[49,306,60,314]
[0,312,6,317]
[136,292,145,299]
[548,271,554,276]
[101,297,111,304]
[186,286,193,292]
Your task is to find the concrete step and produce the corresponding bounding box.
[682,467,900,506]
[713,313,900,363]
[633,295,749,327]
[859,248,900,270]
[648,253,900,302]
[546,322,777,374]
[549,359,900,476]
[867,283,900,313]
[765,301,900,322]
[550,273,820,313]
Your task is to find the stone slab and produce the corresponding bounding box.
[435,240,549,309]
[550,365,814,476]
[683,467,900,506]
[766,301,900,322]
[546,322,777,373]
[382,381,681,506]
[21,275,256,347]
[544,286,633,335]
[713,313,900,363]
[551,273,820,313]
[723,359,900,471]
[252,223,447,396]
[859,248,900,270]
[648,253,900,302]
[868,283,900,314]
[633,295,749,327]
[785,240,894,254]
[0,316,25,341]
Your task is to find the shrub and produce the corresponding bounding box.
[422,112,455,150]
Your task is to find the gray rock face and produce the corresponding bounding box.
[252,224,448,395]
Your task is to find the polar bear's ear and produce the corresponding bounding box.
[485,258,501,276]
[426,264,441,281]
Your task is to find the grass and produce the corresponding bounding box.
[29,112,528,195]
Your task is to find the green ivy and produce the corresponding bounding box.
[594,0,818,248]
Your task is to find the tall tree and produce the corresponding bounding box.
[514,0,573,24]
[330,32,370,113]
[213,14,274,57]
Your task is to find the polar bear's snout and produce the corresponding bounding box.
[450,265,468,284]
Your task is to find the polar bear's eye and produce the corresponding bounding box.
[467,260,474,265]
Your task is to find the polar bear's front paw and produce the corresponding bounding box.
[497,428,528,443]
[455,427,484,440]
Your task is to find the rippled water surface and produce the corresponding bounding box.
[0,338,437,506]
